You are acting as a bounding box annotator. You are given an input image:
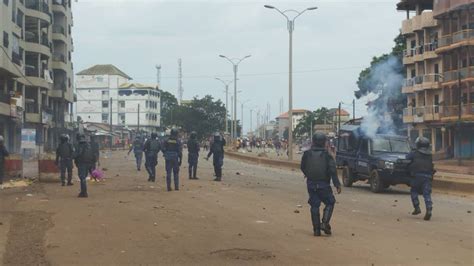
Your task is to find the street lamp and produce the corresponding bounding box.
[219,54,251,140]
[264,4,317,160]
[240,99,250,136]
[215,78,234,135]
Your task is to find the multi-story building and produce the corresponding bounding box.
[398,0,474,159]
[75,64,161,135]
[275,109,310,139]
[0,0,74,153]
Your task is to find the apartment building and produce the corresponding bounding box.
[275,109,310,139]
[0,0,74,153]
[398,0,474,159]
[76,65,161,135]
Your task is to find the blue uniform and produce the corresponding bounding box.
[74,142,96,196]
[187,139,200,179]
[163,137,182,191]
[143,138,161,182]
[129,139,144,171]
[407,151,434,210]
[0,145,9,185]
[56,141,75,185]
[301,147,340,235]
[207,138,225,181]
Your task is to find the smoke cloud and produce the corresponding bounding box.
[359,56,404,138]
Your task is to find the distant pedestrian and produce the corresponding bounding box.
[143,133,161,182]
[207,132,226,181]
[55,134,75,186]
[162,128,182,191]
[301,133,341,236]
[128,136,144,171]
[187,131,200,180]
[0,136,9,188]
[407,137,435,221]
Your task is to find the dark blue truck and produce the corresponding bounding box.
[336,125,412,193]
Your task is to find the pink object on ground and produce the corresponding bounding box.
[91,169,104,180]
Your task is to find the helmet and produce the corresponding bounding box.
[60,134,69,142]
[170,128,178,137]
[214,132,221,141]
[77,134,86,143]
[0,135,4,143]
[151,133,158,139]
[190,131,197,139]
[415,136,430,148]
[312,132,327,148]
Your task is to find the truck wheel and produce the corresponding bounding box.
[370,170,384,193]
[342,166,353,187]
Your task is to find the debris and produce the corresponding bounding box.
[102,168,108,171]
[238,233,242,236]
[118,201,130,204]
[294,210,300,214]
[397,218,400,222]
[121,250,126,254]
[467,210,471,213]
[150,186,155,189]
[256,220,268,224]
[154,222,158,226]
[115,174,120,177]
[26,194,33,197]
[394,200,398,202]
[0,222,3,225]
[262,207,266,210]
[236,172,241,175]
[392,205,397,207]
[296,205,303,208]
[351,233,355,236]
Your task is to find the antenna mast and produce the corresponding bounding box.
[178,59,183,105]
[155,65,161,87]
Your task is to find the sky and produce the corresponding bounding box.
[72,0,406,133]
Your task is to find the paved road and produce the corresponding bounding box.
[0,151,472,265]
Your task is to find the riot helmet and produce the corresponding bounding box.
[415,136,431,154]
[150,133,158,139]
[170,128,178,138]
[312,132,327,148]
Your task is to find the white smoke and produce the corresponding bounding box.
[359,56,404,139]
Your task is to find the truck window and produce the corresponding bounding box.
[359,139,368,154]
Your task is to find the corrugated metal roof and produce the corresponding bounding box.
[119,83,156,89]
[77,64,132,80]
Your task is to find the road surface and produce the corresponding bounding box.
[0,151,472,265]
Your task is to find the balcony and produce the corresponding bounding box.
[401,12,438,35]
[53,25,65,35]
[443,66,474,83]
[440,104,474,121]
[436,29,474,53]
[434,0,473,17]
[24,0,51,22]
[424,105,441,121]
[403,107,415,123]
[402,42,438,65]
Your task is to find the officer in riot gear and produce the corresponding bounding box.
[56,134,75,186]
[187,131,200,180]
[143,133,161,182]
[407,136,435,221]
[207,132,226,181]
[0,135,9,187]
[128,136,144,171]
[301,132,341,236]
[74,134,96,198]
[162,128,183,191]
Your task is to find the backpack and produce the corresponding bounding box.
[80,143,96,163]
[149,139,160,154]
[58,143,74,158]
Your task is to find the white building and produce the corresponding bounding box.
[75,64,161,134]
[275,109,310,139]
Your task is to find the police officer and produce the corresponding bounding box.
[55,134,75,186]
[162,128,183,191]
[407,137,435,221]
[301,132,341,236]
[74,134,96,198]
[187,131,200,180]
[206,132,226,181]
[0,136,9,187]
[143,133,161,182]
[90,135,100,170]
[128,136,144,171]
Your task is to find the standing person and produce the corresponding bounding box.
[74,134,96,198]
[55,134,75,186]
[0,136,9,188]
[301,133,341,236]
[407,137,435,221]
[90,135,100,170]
[187,131,200,180]
[162,128,182,191]
[128,136,144,171]
[143,133,161,182]
[206,132,226,181]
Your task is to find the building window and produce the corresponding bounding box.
[102,101,109,108]
[96,77,104,82]
[102,90,109,96]
[119,101,125,108]
[102,113,108,123]
[3,0,8,6]
[119,113,125,124]
[3,32,9,48]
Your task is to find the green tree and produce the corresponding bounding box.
[160,90,178,128]
[293,108,331,137]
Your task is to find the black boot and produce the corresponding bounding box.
[412,206,422,215]
[311,211,321,236]
[424,207,432,221]
[61,180,66,186]
[321,205,334,235]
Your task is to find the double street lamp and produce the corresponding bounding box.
[215,78,234,135]
[219,54,251,140]
[264,4,317,160]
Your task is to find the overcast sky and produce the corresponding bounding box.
[73,0,406,133]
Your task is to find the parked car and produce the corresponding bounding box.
[336,125,412,193]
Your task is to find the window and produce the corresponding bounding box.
[96,77,104,82]
[360,139,369,154]
[102,101,109,108]
[119,113,125,124]
[3,32,9,48]
[102,113,108,123]
[119,101,125,108]
[3,0,8,6]
[102,90,109,96]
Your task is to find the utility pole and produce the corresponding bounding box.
[137,103,140,136]
[215,78,233,135]
[178,59,183,105]
[109,97,113,150]
[250,109,253,134]
[155,65,161,87]
[353,99,356,120]
[231,95,234,137]
[457,71,462,166]
[338,102,342,137]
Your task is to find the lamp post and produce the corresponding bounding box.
[264,4,317,160]
[215,78,233,135]
[219,54,251,140]
[240,100,250,137]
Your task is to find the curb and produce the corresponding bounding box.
[226,151,474,194]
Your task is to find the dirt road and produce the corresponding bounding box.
[0,151,472,265]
